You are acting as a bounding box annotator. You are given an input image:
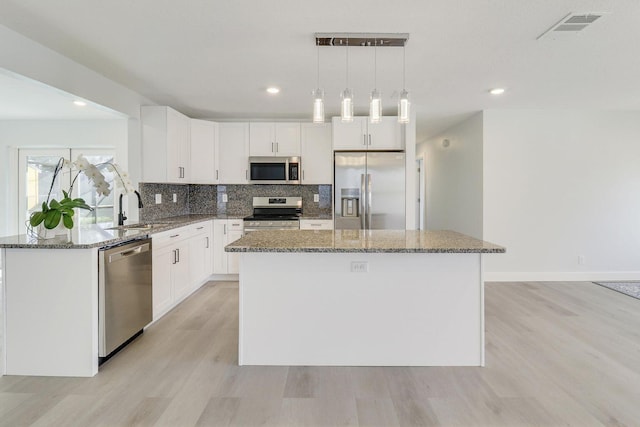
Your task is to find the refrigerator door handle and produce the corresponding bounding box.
[360,174,367,229]
[367,174,373,229]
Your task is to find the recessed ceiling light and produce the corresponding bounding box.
[266,87,280,94]
[73,100,87,106]
[489,88,505,95]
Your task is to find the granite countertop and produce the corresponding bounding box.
[0,214,233,249]
[225,229,505,254]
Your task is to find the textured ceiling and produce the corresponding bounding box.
[0,0,639,140]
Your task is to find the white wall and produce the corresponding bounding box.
[483,110,640,281]
[0,119,128,236]
[417,112,483,239]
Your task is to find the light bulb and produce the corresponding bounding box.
[398,89,410,124]
[369,89,382,124]
[312,88,324,123]
[341,88,354,123]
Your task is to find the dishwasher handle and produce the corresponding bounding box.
[108,242,150,263]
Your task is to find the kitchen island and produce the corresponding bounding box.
[0,215,222,377]
[226,229,505,367]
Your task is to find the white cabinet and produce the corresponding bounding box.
[332,116,402,150]
[213,219,244,274]
[142,106,191,183]
[300,219,333,230]
[249,122,300,157]
[152,226,192,320]
[151,220,213,320]
[218,123,250,183]
[190,119,219,184]
[189,221,213,287]
[301,123,332,184]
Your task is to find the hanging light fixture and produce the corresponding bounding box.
[369,39,382,124]
[312,40,325,123]
[398,44,410,124]
[313,33,409,123]
[341,38,354,123]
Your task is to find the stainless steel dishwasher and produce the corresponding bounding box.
[98,238,152,359]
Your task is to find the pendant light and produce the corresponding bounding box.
[341,38,354,123]
[312,40,325,123]
[369,39,382,124]
[398,44,410,124]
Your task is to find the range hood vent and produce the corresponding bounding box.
[537,12,605,40]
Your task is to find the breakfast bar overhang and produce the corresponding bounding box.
[226,229,505,367]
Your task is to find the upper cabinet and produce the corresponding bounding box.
[332,116,403,151]
[218,122,250,184]
[190,119,219,184]
[301,123,332,184]
[249,122,301,157]
[142,106,191,183]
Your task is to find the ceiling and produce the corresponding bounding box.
[1,0,639,140]
[0,70,124,119]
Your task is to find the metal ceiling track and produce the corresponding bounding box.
[315,32,409,47]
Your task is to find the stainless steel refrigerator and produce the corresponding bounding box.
[334,152,405,230]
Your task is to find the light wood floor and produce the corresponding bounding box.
[1,281,639,426]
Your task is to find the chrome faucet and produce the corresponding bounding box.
[118,190,144,226]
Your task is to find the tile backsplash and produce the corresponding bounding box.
[139,183,332,221]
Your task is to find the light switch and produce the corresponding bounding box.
[222,194,228,203]
[314,194,319,203]
[155,194,162,204]
[172,193,177,203]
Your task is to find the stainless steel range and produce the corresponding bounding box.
[243,197,301,232]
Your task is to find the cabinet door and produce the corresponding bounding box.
[226,228,244,274]
[171,241,191,302]
[332,117,367,150]
[167,108,190,182]
[190,119,218,184]
[152,245,174,320]
[274,123,301,156]
[219,123,250,184]
[368,116,402,150]
[301,123,332,184]
[190,232,207,287]
[212,220,228,274]
[249,123,275,156]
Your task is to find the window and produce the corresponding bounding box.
[18,148,118,230]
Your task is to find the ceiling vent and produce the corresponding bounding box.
[537,12,606,40]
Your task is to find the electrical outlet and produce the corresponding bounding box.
[222,194,228,203]
[351,261,369,273]
[314,194,319,203]
[172,193,177,203]
[578,255,585,265]
[155,194,162,204]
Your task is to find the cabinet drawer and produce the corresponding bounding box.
[227,220,244,231]
[300,219,333,230]
[152,225,191,248]
[188,220,212,235]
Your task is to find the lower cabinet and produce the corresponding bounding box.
[189,221,213,286]
[213,219,244,274]
[152,220,213,320]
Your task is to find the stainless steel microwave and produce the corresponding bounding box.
[249,157,301,184]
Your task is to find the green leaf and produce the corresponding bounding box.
[49,199,60,209]
[44,210,62,229]
[62,190,69,199]
[42,202,48,212]
[62,214,74,229]
[29,212,46,227]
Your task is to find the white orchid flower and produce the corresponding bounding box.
[73,155,91,171]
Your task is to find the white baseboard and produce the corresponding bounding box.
[209,274,239,282]
[484,271,640,282]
